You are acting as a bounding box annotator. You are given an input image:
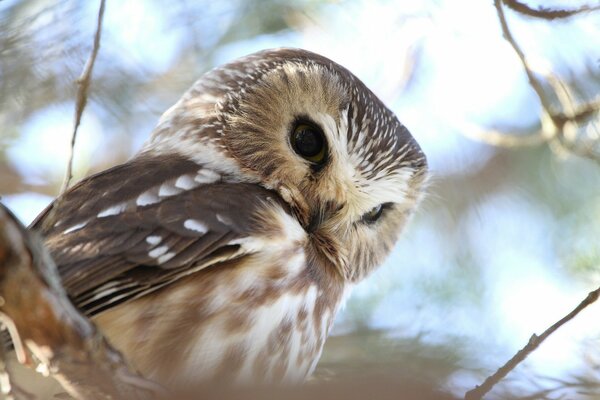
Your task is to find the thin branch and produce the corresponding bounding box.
[60,0,106,194]
[553,99,600,128]
[502,0,600,20]
[465,285,600,400]
[0,203,165,399]
[494,0,555,114]
[466,0,600,163]
[458,121,547,148]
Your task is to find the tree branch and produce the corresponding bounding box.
[61,0,106,194]
[502,0,600,20]
[458,121,548,148]
[0,203,165,399]
[495,0,555,114]
[465,285,600,400]
[467,0,600,163]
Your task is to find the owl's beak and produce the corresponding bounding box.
[276,184,342,234]
[276,184,311,230]
[276,183,347,275]
[306,201,341,234]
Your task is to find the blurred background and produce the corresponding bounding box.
[1,0,599,398]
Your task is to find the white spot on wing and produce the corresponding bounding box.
[194,169,220,184]
[158,252,175,264]
[184,219,208,233]
[63,221,87,234]
[175,174,200,190]
[137,189,160,206]
[88,287,118,301]
[97,203,127,218]
[216,213,232,226]
[149,245,169,258]
[159,182,183,197]
[146,235,162,245]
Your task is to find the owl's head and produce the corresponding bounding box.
[146,48,428,282]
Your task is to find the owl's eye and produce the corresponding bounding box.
[362,203,388,224]
[291,122,327,165]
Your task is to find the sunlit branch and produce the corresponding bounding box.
[61,0,106,194]
[465,285,600,400]
[545,74,600,164]
[459,122,547,148]
[0,204,165,399]
[494,0,554,114]
[502,0,600,20]
[466,1,600,163]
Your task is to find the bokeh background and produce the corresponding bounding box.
[1,0,600,398]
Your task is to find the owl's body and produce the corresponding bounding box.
[90,171,344,384]
[33,49,427,387]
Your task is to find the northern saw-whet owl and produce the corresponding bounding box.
[32,48,428,386]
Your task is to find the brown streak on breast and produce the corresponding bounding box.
[252,348,270,381]
[211,342,248,381]
[223,309,254,335]
[267,317,293,353]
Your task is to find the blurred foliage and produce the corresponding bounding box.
[317,330,465,383]
[1,0,600,399]
[0,0,320,194]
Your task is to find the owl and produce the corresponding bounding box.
[31,48,427,387]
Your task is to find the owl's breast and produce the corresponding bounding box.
[94,240,346,386]
[184,279,337,384]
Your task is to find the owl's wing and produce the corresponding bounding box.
[31,154,286,316]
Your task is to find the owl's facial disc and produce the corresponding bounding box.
[153,48,428,281]
[220,51,427,280]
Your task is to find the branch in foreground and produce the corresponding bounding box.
[61,0,106,194]
[465,285,600,400]
[0,203,164,399]
[503,0,600,20]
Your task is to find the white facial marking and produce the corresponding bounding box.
[146,235,162,245]
[63,221,87,234]
[148,245,169,258]
[97,203,127,218]
[184,219,208,233]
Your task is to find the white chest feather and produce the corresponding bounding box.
[181,283,334,384]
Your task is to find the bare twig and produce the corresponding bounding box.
[502,0,600,20]
[495,0,554,114]
[0,203,165,399]
[465,286,600,400]
[545,73,600,164]
[61,0,106,194]
[458,121,547,148]
[467,0,600,162]
[551,97,600,129]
